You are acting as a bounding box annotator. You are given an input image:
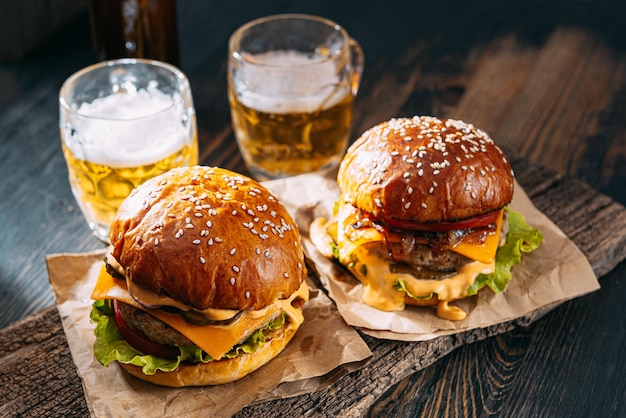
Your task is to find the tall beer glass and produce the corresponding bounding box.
[228,14,364,180]
[59,59,198,242]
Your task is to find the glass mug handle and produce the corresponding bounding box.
[349,37,364,96]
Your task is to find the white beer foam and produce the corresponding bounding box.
[236,50,351,114]
[65,89,190,167]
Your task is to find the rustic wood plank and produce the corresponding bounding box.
[449,34,540,136]
[0,306,89,417]
[494,27,626,185]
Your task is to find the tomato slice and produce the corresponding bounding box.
[383,209,502,232]
[112,300,180,360]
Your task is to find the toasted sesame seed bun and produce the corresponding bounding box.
[109,166,307,311]
[338,116,514,223]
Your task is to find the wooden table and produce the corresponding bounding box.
[2,1,626,416]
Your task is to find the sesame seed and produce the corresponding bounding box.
[418,169,424,176]
[229,277,235,285]
[192,239,201,245]
[201,230,209,237]
[185,217,191,224]
[185,224,194,229]
[429,187,434,194]
[231,210,237,216]
[403,172,410,178]
[206,220,212,228]
[284,272,289,278]
[245,291,251,299]
[471,192,477,199]
[421,202,428,208]
[264,250,271,257]
[229,248,236,255]
[433,169,440,175]
[232,265,240,273]
[404,202,411,209]
[375,198,383,208]
[194,212,203,217]
[154,238,159,246]
[208,238,214,245]
[256,248,261,255]
[215,237,223,243]
[200,257,206,264]
[408,187,413,194]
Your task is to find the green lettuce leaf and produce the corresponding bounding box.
[466,206,544,295]
[223,313,286,358]
[90,300,286,375]
[394,278,434,300]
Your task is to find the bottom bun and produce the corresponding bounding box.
[119,320,299,387]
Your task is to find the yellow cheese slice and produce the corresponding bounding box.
[449,209,504,264]
[91,266,307,359]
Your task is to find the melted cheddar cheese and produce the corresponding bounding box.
[311,201,502,320]
[91,266,308,359]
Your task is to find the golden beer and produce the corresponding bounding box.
[61,135,197,240]
[228,15,363,180]
[229,89,353,179]
[59,59,198,242]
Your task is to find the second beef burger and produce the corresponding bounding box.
[311,116,542,321]
[91,166,309,386]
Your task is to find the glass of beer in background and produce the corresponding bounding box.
[228,14,364,180]
[59,59,198,242]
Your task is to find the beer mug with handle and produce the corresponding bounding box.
[228,14,364,180]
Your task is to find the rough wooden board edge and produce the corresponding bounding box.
[0,306,90,417]
[235,154,626,417]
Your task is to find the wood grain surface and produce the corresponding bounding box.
[1,0,626,416]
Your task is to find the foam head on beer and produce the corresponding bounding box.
[69,87,188,167]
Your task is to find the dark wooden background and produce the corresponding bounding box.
[1,0,625,416]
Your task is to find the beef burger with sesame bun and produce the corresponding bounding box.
[311,116,542,321]
[90,166,309,386]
